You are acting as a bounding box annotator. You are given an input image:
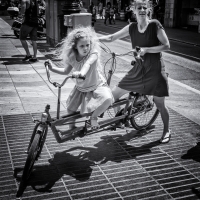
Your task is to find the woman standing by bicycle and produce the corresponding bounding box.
[99,0,171,143]
[46,27,114,130]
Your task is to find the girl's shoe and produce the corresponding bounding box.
[160,130,171,144]
[90,117,100,130]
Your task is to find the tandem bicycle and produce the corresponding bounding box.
[16,45,159,197]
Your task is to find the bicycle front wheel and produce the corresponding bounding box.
[22,133,40,180]
[17,133,40,197]
[130,95,159,130]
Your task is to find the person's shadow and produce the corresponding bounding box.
[181,142,200,163]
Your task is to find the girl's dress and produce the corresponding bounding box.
[66,51,114,114]
[118,20,169,97]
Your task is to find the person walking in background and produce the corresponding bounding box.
[110,5,115,24]
[88,2,96,24]
[98,0,103,19]
[99,0,171,144]
[125,4,132,23]
[19,0,39,62]
[104,2,111,25]
[89,2,94,13]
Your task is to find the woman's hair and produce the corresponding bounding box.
[132,0,153,19]
[54,26,100,65]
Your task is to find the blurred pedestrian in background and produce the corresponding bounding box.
[19,0,39,62]
[125,4,132,23]
[104,2,111,25]
[110,5,115,24]
[98,0,103,19]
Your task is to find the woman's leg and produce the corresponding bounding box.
[153,96,170,139]
[112,86,130,101]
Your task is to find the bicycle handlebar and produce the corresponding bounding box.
[44,62,85,88]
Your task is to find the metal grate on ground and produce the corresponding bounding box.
[1,107,200,199]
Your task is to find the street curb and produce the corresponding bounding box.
[169,38,200,48]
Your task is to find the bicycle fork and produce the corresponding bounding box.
[27,105,50,153]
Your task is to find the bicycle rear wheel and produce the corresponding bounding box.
[17,133,40,197]
[130,95,159,130]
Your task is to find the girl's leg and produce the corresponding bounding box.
[66,108,77,129]
[91,98,113,119]
[153,96,170,141]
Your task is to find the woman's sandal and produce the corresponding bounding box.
[160,130,171,144]
[90,117,100,130]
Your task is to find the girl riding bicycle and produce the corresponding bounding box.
[46,26,114,130]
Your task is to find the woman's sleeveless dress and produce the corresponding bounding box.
[118,20,169,97]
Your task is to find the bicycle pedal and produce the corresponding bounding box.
[111,126,116,131]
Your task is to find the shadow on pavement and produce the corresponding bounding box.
[64,130,160,165]
[181,142,200,163]
[0,56,47,65]
[13,129,160,197]
[192,187,200,199]
[14,151,93,196]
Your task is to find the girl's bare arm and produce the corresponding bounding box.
[99,25,130,42]
[48,60,73,75]
[79,53,98,76]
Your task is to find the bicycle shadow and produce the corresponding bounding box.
[14,128,160,196]
[14,151,94,195]
[65,129,160,165]
[181,142,200,163]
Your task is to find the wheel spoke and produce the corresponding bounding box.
[130,95,159,130]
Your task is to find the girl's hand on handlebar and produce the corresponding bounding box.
[45,59,53,70]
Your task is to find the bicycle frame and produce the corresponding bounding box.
[39,47,151,143]
[40,57,139,143]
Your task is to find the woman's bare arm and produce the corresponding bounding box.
[48,60,73,75]
[99,24,130,42]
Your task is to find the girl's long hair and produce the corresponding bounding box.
[53,26,101,65]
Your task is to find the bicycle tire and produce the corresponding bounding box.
[22,133,40,180]
[130,95,159,130]
[17,133,40,197]
[26,123,40,153]
[36,126,48,159]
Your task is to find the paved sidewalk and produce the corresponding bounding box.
[1,17,200,200]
